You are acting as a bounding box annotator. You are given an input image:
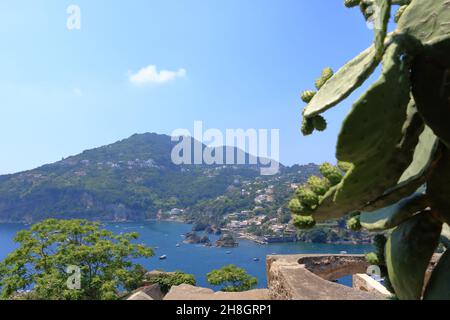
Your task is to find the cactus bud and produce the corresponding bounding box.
[312,115,327,131]
[337,161,353,173]
[295,186,319,209]
[319,162,343,186]
[301,117,314,136]
[301,90,316,103]
[293,215,316,230]
[315,67,334,90]
[359,1,374,21]
[347,215,362,231]
[288,198,303,215]
[344,0,361,8]
[366,252,382,265]
[394,5,408,23]
[307,176,331,196]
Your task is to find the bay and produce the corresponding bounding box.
[0,221,373,289]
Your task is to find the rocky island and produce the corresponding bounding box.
[215,234,238,248]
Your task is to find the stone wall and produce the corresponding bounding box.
[267,254,385,300]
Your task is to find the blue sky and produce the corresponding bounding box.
[0,0,377,174]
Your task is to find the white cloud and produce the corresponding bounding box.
[129,65,186,85]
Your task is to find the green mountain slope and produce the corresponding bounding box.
[0,133,316,223]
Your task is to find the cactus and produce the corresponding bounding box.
[291,0,450,299]
[412,40,450,148]
[307,176,331,196]
[366,252,382,265]
[441,224,450,249]
[360,193,428,231]
[394,5,408,23]
[288,198,303,215]
[347,214,362,231]
[385,211,442,300]
[303,45,379,118]
[423,249,450,300]
[301,90,316,103]
[345,0,361,8]
[295,186,319,209]
[373,0,392,60]
[301,117,314,136]
[319,163,343,186]
[293,215,316,230]
[312,115,327,131]
[315,67,334,90]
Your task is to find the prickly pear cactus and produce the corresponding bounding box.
[289,0,450,300]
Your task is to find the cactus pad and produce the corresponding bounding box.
[360,193,428,231]
[427,146,450,224]
[423,250,450,300]
[411,40,450,148]
[373,0,391,60]
[363,126,438,211]
[345,0,361,8]
[303,45,379,118]
[397,0,450,45]
[386,211,442,300]
[328,41,421,218]
[441,223,450,248]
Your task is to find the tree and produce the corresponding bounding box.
[0,219,153,300]
[290,0,450,300]
[146,271,196,294]
[206,265,257,292]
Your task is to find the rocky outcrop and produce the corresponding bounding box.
[205,225,222,235]
[163,284,269,300]
[184,232,210,244]
[266,254,385,300]
[215,234,238,247]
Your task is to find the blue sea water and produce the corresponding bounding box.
[0,221,373,289]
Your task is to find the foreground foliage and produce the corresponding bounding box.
[0,219,153,300]
[206,265,257,292]
[145,271,196,294]
[291,0,450,300]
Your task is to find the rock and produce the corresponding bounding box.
[205,225,222,235]
[127,284,163,300]
[164,284,269,300]
[183,232,210,244]
[215,234,238,248]
[199,235,211,244]
[192,222,209,232]
[183,232,201,244]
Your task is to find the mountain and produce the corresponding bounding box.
[0,133,318,223]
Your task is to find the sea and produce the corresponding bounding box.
[0,221,373,289]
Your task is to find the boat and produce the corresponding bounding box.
[176,243,180,247]
[159,255,167,260]
[226,251,232,254]
[340,251,348,254]
[253,258,260,262]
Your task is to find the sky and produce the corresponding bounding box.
[0,0,378,174]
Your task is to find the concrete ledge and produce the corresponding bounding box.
[164,284,270,300]
[353,274,393,298]
[267,254,385,300]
